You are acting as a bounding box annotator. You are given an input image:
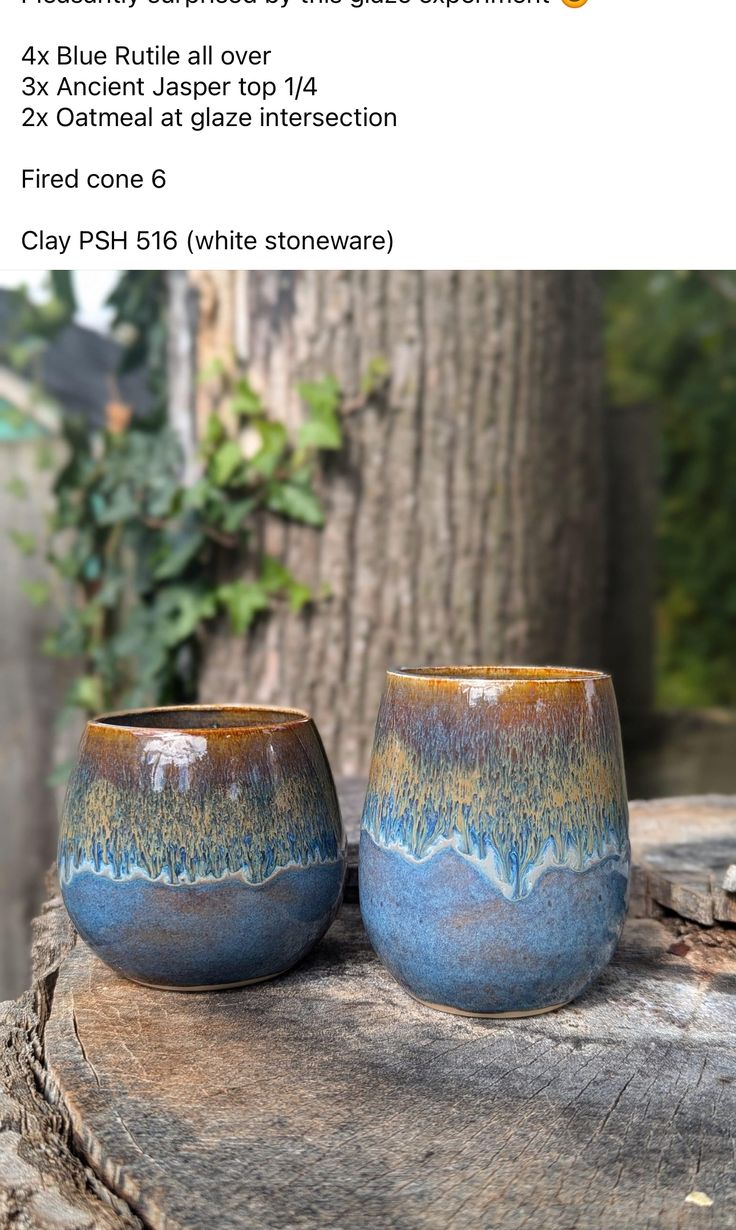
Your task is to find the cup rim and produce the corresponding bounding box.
[388,665,611,685]
[88,703,312,735]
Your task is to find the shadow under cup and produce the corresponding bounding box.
[359,667,631,1017]
[59,705,346,989]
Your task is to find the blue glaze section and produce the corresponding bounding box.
[63,858,345,987]
[359,833,628,1014]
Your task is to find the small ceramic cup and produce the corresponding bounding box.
[359,667,630,1017]
[59,705,346,989]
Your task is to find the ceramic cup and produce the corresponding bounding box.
[59,705,346,989]
[359,667,630,1017]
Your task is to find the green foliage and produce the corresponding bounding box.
[8,529,36,556]
[1,273,77,372]
[5,476,29,499]
[360,355,390,397]
[297,377,343,450]
[20,579,50,607]
[4,273,344,718]
[605,271,736,706]
[29,373,343,715]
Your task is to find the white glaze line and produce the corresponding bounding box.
[367,830,630,900]
[60,850,345,889]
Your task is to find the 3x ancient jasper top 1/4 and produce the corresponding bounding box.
[361,667,630,899]
[58,706,345,888]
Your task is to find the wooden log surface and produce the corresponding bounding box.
[1,792,735,1230]
[630,795,736,926]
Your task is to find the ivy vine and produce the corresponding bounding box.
[24,370,343,717]
[5,275,343,717]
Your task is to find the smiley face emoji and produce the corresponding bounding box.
[561,0,589,6]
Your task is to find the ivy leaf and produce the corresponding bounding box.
[221,498,257,535]
[210,441,244,487]
[82,555,102,582]
[260,556,292,592]
[44,609,87,657]
[298,376,340,419]
[361,355,390,395]
[21,579,50,606]
[287,581,312,612]
[79,600,105,629]
[266,482,325,527]
[69,675,105,715]
[5,476,28,499]
[154,587,217,647]
[90,486,138,525]
[298,377,342,451]
[96,576,124,607]
[232,379,263,418]
[199,357,226,383]
[202,413,226,450]
[216,580,270,635]
[153,529,205,581]
[260,556,312,612]
[250,420,288,477]
[35,439,55,472]
[8,530,37,556]
[182,478,213,511]
[297,418,342,451]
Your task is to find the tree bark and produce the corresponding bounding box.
[603,403,658,722]
[190,271,606,775]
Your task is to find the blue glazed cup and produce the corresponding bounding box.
[359,667,630,1017]
[59,705,346,989]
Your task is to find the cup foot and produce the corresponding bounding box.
[410,993,570,1019]
[125,970,284,992]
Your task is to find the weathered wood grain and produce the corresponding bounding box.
[3,795,735,1230]
[41,908,736,1230]
[631,795,736,926]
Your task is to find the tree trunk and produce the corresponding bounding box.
[189,271,606,775]
[603,403,658,723]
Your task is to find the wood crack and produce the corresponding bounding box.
[71,999,102,1093]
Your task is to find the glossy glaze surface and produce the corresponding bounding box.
[59,706,346,988]
[359,667,630,1016]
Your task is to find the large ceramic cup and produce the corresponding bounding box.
[359,667,630,1017]
[59,705,346,989]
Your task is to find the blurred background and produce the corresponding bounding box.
[1,269,734,999]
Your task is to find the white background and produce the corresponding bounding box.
[1,0,734,270]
